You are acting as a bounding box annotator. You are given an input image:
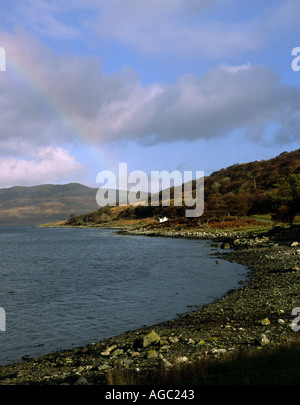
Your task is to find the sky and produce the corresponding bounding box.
[0,0,299,190]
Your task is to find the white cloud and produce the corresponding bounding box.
[0,147,87,188]
[1,0,299,65]
[6,0,299,58]
[7,0,81,39]
[79,63,300,146]
[1,29,299,157]
[219,62,252,74]
[82,0,300,58]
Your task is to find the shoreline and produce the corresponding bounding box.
[0,225,299,384]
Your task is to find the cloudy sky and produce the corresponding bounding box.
[0,0,299,189]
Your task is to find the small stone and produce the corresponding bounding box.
[211,348,227,356]
[198,339,205,345]
[174,356,188,364]
[122,359,134,368]
[101,345,117,356]
[258,333,270,346]
[145,349,158,359]
[278,319,285,325]
[111,348,124,357]
[98,364,110,371]
[73,366,85,375]
[75,376,88,385]
[261,318,271,326]
[168,336,179,344]
[291,241,299,247]
[160,358,173,370]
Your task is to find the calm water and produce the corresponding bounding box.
[0,226,249,366]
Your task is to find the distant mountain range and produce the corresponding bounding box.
[0,183,99,225]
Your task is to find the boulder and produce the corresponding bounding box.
[133,330,160,349]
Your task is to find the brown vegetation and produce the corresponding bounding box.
[65,149,300,229]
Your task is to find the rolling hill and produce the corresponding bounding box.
[0,183,99,225]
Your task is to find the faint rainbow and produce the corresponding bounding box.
[5,53,117,176]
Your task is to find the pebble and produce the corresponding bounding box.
[145,350,158,359]
[101,345,117,356]
[211,348,227,356]
[174,356,188,364]
[258,333,270,346]
[75,376,88,385]
[260,318,271,326]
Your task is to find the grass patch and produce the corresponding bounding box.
[170,347,300,385]
[106,344,300,385]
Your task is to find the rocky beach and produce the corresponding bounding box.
[0,226,299,385]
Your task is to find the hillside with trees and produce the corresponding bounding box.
[202,149,300,226]
[65,149,300,229]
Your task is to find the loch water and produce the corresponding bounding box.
[0,226,249,366]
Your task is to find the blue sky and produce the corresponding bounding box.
[0,0,299,189]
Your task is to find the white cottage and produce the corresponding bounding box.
[158,217,168,223]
